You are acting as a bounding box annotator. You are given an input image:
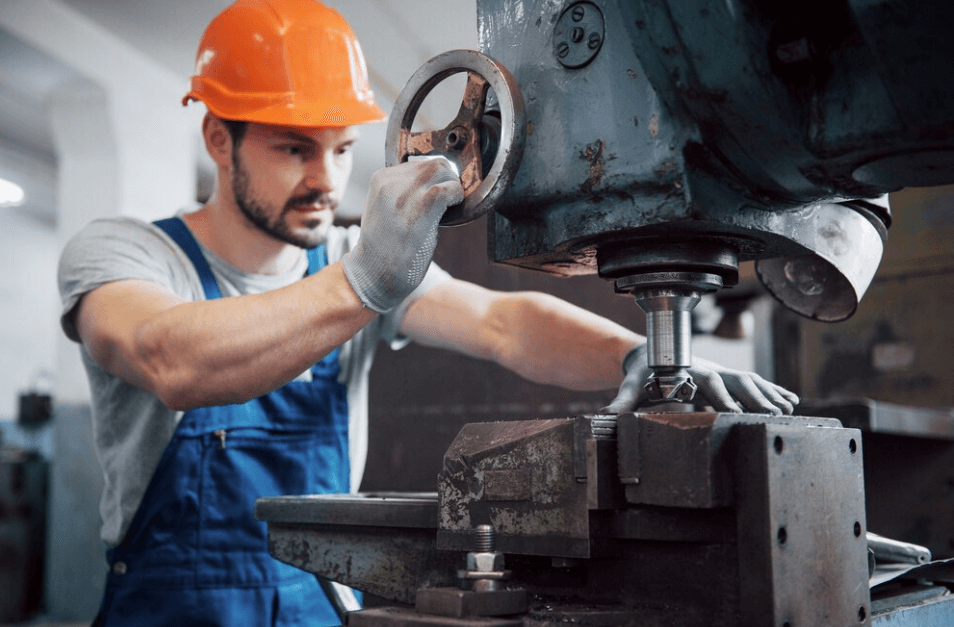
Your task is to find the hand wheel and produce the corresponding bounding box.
[385,49,526,226]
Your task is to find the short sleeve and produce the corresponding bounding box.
[57,217,199,341]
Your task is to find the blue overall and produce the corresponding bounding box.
[95,217,350,626]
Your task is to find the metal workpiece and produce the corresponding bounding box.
[732,421,871,627]
[436,418,594,559]
[254,413,952,625]
[867,533,931,566]
[385,49,525,226]
[255,493,457,604]
[615,412,843,509]
[433,413,873,625]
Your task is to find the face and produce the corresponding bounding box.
[229,122,358,248]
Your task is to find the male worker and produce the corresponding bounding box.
[57,1,798,625]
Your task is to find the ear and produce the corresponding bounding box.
[202,112,233,168]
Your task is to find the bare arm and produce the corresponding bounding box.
[401,278,799,414]
[74,262,376,411]
[399,279,641,391]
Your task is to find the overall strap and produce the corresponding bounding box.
[304,245,340,375]
[153,217,222,300]
[305,245,328,275]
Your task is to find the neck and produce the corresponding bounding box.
[182,197,304,275]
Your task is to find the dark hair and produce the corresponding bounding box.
[220,118,249,148]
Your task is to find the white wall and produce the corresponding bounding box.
[0,208,59,420]
[0,1,202,620]
[0,0,201,406]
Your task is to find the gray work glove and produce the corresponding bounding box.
[602,344,800,414]
[343,158,464,313]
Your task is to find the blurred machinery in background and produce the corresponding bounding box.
[0,447,47,623]
[259,0,954,625]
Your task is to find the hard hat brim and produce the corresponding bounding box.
[184,81,387,128]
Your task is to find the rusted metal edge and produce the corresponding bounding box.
[255,493,439,528]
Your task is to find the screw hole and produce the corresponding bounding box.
[854,521,862,537]
[774,436,784,454]
[849,439,857,454]
[777,526,788,545]
[858,605,866,621]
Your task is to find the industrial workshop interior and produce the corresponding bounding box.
[2,0,954,625]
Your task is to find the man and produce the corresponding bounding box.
[57,1,798,625]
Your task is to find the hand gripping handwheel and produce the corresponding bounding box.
[385,50,526,226]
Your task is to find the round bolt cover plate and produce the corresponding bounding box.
[553,1,605,69]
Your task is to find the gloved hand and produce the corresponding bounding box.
[343,158,464,313]
[602,344,800,414]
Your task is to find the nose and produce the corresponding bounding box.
[303,150,336,192]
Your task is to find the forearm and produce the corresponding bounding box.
[85,263,375,410]
[486,292,642,390]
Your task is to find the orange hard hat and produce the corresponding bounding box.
[183,0,386,127]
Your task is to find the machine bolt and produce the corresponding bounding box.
[474,523,495,552]
[459,524,511,592]
[572,5,586,21]
[446,127,469,150]
[571,26,585,43]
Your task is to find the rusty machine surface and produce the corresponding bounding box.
[258,0,954,625]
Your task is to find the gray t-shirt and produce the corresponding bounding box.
[57,216,450,547]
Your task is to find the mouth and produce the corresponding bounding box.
[289,203,334,215]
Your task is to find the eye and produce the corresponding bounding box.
[278,143,314,159]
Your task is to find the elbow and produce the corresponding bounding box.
[149,369,202,412]
[133,334,202,411]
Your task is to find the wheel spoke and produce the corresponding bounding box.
[459,150,483,194]
[454,71,490,127]
[402,129,444,157]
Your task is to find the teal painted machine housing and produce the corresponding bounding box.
[479,0,951,282]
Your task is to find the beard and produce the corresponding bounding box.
[231,152,337,249]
